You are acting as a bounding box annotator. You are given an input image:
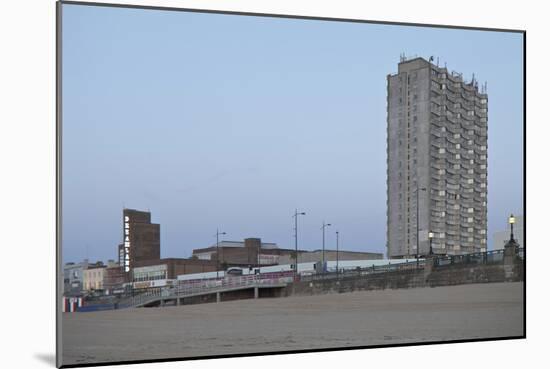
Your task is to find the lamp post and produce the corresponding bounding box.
[428,231,434,256]
[416,187,426,258]
[293,209,306,278]
[321,221,332,273]
[215,229,226,279]
[509,214,515,241]
[336,231,339,276]
[504,213,520,258]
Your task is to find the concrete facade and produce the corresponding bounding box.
[387,57,488,258]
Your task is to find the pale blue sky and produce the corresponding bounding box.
[62,4,524,263]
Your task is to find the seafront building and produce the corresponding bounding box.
[63,259,104,295]
[64,209,388,296]
[387,57,488,258]
[192,238,300,267]
[82,264,106,291]
[277,249,383,265]
[118,208,160,273]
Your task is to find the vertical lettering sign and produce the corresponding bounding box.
[124,215,131,272]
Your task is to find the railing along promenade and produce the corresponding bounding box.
[118,248,524,308]
[120,272,294,308]
[300,247,524,282]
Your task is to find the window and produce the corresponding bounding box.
[456,144,460,149]
[455,154,460,159]
[439,148,445,154]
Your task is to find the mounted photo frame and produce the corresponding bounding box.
[56,1,525,367]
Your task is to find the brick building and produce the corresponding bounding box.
[192,238,303,268]
[132,258,217,286]
[119,208,160,273]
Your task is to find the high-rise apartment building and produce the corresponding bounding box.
[387,57,488,258]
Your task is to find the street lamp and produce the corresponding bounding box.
[416,187,427,258]
[336,231,339,276]
[215,229,226,279]
[504,213,519,255]
[428,231,434,256]
[321,221,332,273]
[293,209,306,278]
[509,214,515,241]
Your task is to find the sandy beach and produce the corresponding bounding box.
[62,282,524,366]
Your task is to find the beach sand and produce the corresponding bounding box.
[62,282,524,366]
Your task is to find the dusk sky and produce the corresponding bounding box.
[62,4,524,263]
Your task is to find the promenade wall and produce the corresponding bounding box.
[285,257,524,297]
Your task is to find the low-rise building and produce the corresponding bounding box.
[192,238,302,268]
[131,258,217,289]
[83,265,107,291]
[103,260,128,294]
[278,249,384,265]
[63,259,104,295]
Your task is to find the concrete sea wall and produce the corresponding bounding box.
[286,259,524,297]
